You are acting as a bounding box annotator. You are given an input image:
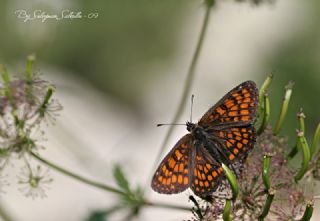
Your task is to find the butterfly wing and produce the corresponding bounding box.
[190,142,225,198]
[198,81,258,128]
[215,125,256,164]
[198,81,258,177]
[151,134,193,194]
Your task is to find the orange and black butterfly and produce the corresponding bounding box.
[151,81,258,198]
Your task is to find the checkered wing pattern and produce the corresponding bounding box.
[151,134,192,194]
[199,81,258,128]
[215,125,256,164]
[152,80,258,198]
[190,144,225,197]
[199,81,258,168]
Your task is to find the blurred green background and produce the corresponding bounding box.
[0,0,319,220]
[0,0,319,138]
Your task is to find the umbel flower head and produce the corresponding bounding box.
[0,55,61,198]
[189,127,306,221]
[18,164,53,199]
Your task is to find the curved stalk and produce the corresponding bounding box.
[153,1,214,168]
[274,81,294,135]
[30,151,192,212]
[30,151,128,196]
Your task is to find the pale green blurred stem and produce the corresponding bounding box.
[30,151,128,196]
[144,200,191,211]
[257,74,273,119]
[257,93,270,135]
[153,1,214,167]
[0,205,14,221]
[311,123,320,157]
[223,199,232,221]
[274,81,294,135]
[30,151,192,212]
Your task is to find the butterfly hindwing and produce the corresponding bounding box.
[190,143,225,197]
[199,81,258,128]
[151,134,192,194]
[216,125,256,164]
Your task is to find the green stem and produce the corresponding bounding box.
[297,110,306,132]
[38,87,54,117]
[299,200,314,221]
[153,1,213,167]
[30,151,192,212]
[287,110,306,160]
[294,131,311,182]
[0,205,15,221]
[287,145,298,160]
[223,199,232,221]
[258,189,275,221]
[258,74,273,118]
[144,200,191,211]
[0,65,14,106]
[26,54,35,101]
[257,93,270,135]
[311,123,320,158]
[26,54,35,82]
[262,154,272,190]
[222,163,239,200]
[274,81,294,135]
[30,151,127,196]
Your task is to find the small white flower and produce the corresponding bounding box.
[18,165,53,199]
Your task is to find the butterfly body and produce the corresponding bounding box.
[152,81,258,198]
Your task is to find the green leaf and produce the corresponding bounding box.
[86,211,106,221]
[113,164,130,193]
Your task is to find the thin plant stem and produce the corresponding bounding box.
[257,93,270,135]
[262,154,272,190]
[273,81,294,135]
[153,1,214,169]
[258,74,273,119]
[258,189,275,221]
[311,123,320,158]
[0,205,15,221]
[294,131,311,182]
[144,200,191,211]
[222,163,239,200]
[30,151,192,212]
[299,200,314,221]
[30,151,127,196]
[223,199,232,221]
[287,110,306,160]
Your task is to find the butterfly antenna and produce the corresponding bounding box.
[190,94,194,123]
[157,123,185,127]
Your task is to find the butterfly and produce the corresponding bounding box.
[151,81,258,198]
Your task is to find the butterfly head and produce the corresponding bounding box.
[187,121,207,141]
[186,121,195,132]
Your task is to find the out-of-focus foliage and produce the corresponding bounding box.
[260,0,320,141]
[0,0,191,106]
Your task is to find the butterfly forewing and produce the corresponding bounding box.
[199,81,258,127]
[199,81,258,176]
[151,134,192,194]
